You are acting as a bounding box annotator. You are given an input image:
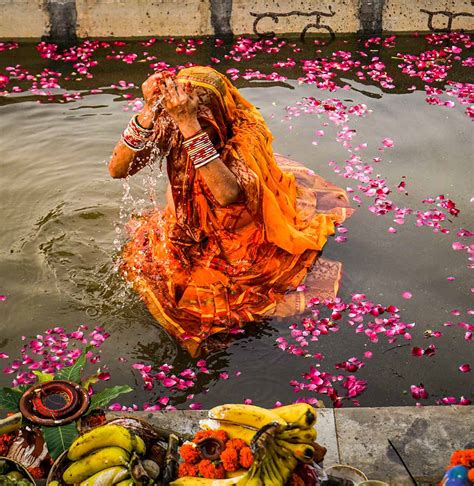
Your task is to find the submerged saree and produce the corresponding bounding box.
[121,67,352,356]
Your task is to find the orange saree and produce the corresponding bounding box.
[120,67,352,356]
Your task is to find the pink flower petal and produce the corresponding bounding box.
[401,291,412,299]
[459,364,471,373]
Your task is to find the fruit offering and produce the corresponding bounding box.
[172,402,321,485]
[0,458,35,485]
[49,423,163,485]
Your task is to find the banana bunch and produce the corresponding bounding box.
[174,403,318,486]
[60,424,147,485]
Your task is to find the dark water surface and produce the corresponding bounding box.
[0,34,472,409]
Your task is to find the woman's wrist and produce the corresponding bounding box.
[137,106,155,129]
[178,118,202,139]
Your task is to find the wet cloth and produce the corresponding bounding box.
[120,66,352,355]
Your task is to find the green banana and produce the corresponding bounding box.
[79,466,130,486]
[115,480,134,486]
[68,424,145,461]
[277,425,317,443]
[273,403,317,429]
[63,447,130,484]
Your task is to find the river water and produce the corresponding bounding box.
[0,34,472,409]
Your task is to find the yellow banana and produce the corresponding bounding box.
[277,425,316,443]
[200,419,256,444]
[134,435,146,455]
[115,481,134,486]
[273,403,317,429]
[209,404,286,429]
[276,439,315,463]
[259,456,281,486]
[79,466,130,486]
[236,468,263,486]
[63,447,130,484]
[171,476,243,485]
[68,424,145,460]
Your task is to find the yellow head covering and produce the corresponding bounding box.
[175,66,335,254]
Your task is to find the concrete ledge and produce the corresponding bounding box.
[0,0,473,40]
[107,406,474,484]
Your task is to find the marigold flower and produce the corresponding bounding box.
[212,429,229,444]
[239,446,253,469]
[221,447,239,472]
[0,432,15,456]
[450,449,474,467]
[179,443,201,464]
[467,468,474,482]
[198,459,226,479]
[226,438,247,451]
[27,467,44,479]
[193,430,213,443]
[178,461,199,478]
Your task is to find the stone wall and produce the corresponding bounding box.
[0,0,473,40]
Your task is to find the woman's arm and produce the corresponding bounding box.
[108,73,167,179]
[158,77,241,207]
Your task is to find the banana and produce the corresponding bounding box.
[236,468,263,486]
[171,476,243,485]
[115,481,134,486]
[277,426,317,444]
[262,445,287,485]
[134,435,146,455]
[259,456,281,486]
[200,419,256,444]
[209,404,286,429]
[273,403,317,429]
[79,466,130,486]
[63,447,130,484]
[276,439,315,464]
[68,424,146,461]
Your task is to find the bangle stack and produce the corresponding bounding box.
[121,114,154,151]
[182,131,219,169]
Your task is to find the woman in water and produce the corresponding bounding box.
[109,66,351,355]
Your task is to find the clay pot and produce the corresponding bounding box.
[195,437,225,460]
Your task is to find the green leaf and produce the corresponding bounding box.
[33,371,55,383]
[56,346,92,383]
[0,387,23,412]
[88,385,133,413]
[41,423,78,460]
[81,373,100,391]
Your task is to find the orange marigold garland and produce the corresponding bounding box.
[439,449,474,485]
[198,459,226,479]
[179,462,200,477]
[239,446,254,469]
[179,443,201,464]
[449,449,474,468]
[221,447,239,472]
[178,428,253,479]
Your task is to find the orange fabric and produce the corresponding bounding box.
[121,67,352,356]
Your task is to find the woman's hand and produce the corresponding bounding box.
[158,77,201,138]
[137,72,171,128]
